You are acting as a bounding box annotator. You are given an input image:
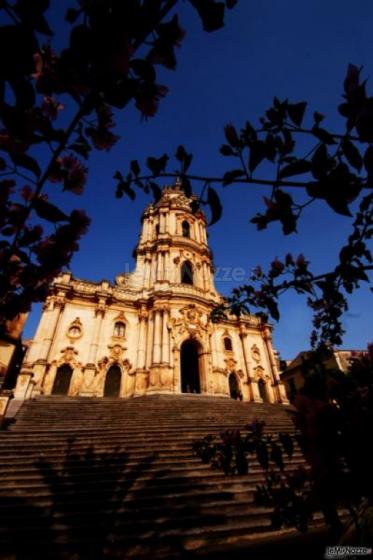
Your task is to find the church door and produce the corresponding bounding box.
[181,340,201,394]
[258,378,268,403]
[229,373,241,400]
[104,365,121,397]
[52,365,73,396]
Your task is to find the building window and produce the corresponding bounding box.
[155,224,160,236]
[113,321,126,338]
[67,318,83,340]
[68,326,81,338]
[182,220,190,238]
[224,337,233,351]
[181,260,193,285]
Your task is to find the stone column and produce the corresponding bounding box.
[146,312,154,368]
[78,302,105,396]
[136,312,147,370]
[240,332,251,378]
[150,255,157,285]
[148,219,153,241]
[156,252,163,282]
[87,305,105,366]
[152,309,162,364]
[144,256,151,287]
[194,221,200,243]
[164,252,170,283]
[161,309,170,364]
[240,331,261,402]
[147,219,153,241]
[170,212,176,235]
[161,252,165,281]
[203,262,210,291]
[200,262,206,291]
[39,298,64,362]
[206,263,211,290]
[263,328,289,404]
[159,212,165,233]
[210,331,218,369]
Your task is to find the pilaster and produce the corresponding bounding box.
[263,327,289,404]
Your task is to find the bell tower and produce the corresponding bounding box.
[131,181,218,298]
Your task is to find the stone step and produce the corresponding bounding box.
[0,448,303,463]
[4,422,294,434]
[0,431,296,446]
[0,468,307,494]
[0,396,330,558]
[0,457,306,482]
[0,511,292,545]
[0,483,255,503]
[0,510,333,550]
[9,422,294,432]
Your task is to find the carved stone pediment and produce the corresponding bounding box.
[169,304,208,341]
[61,346,78,362]
[53,346,81,369]
[253,366,270,381]
[98,351,132,373]
[114,311,126,322]
[108,344,126,361]
[224,357,237,372]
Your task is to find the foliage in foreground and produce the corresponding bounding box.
[0,1,371,348]
[119,66,373,347]
[193,345,373,542]
[0,0,235,324]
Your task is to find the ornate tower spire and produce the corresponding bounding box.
[131,182,218,298]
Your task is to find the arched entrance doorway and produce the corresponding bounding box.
[258,378,269,403]
[104,365,122,397]
[229,373,241,400]
[180,339,201,394]
[52,364,73,396]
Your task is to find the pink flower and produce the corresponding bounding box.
[42,96,64,120]
[61,155,87,195]
[86,127,119,151]
[20,186,34,201]
[135,84,168,118]
[69,209,91,236]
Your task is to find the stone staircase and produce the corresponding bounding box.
[0,395,334,558]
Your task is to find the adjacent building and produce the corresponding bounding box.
[281,348,367,400]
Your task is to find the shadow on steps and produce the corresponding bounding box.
[0,441,229,560]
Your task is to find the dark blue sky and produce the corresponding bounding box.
[24,0,373,358]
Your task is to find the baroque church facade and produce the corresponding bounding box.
[16,183,288,404]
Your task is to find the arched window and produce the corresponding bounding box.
[155,224,160,236]
[224,337,233,351]
[113,321,126,337]
[182,220,190,238]
[181,260,193,285]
